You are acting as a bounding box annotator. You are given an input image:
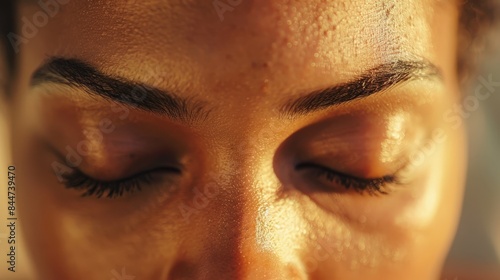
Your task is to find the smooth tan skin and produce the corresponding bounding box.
[10,0,466,279]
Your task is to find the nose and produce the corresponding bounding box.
[168,169,308,280]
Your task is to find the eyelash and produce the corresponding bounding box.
[61,168,176,199]
[295,163,400,195]
[60,164,398,198]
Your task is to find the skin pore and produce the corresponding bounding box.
[10,0,466,279]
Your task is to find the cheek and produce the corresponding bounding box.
[13,123,182,278]
[303,129,466,274]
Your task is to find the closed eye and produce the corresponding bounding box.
[295,162,401,195]
[61,167,181,199]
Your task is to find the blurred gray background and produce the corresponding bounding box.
[445,33,500,271]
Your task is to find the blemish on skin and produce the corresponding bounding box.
[261,79,270,93]
[251,61,269,69]
[385,2,396,17]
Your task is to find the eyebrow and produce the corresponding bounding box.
[280,60,442,118]
[31,57,210,122]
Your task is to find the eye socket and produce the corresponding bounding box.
[40,138,184,199]
[295,162,403,195]
[61,167,181,199]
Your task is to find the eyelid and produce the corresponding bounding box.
[40,136,184,177]
[295,162,401,195]
[296,162,394,181]
[61,167,180,199]
[65,166,181,183]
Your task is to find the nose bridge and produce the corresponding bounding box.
[189,153,308,279]
[205,157,304,279]
[236,188,308,279]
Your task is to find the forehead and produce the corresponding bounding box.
[23,0,441,99]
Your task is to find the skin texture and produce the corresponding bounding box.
[10,0,467,279]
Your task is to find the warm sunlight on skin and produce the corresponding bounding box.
[10,0,467,279]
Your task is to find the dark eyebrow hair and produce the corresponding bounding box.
[280,60,442,118]
[30,57,210,122]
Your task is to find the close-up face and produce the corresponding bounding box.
[8,0,469,279]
